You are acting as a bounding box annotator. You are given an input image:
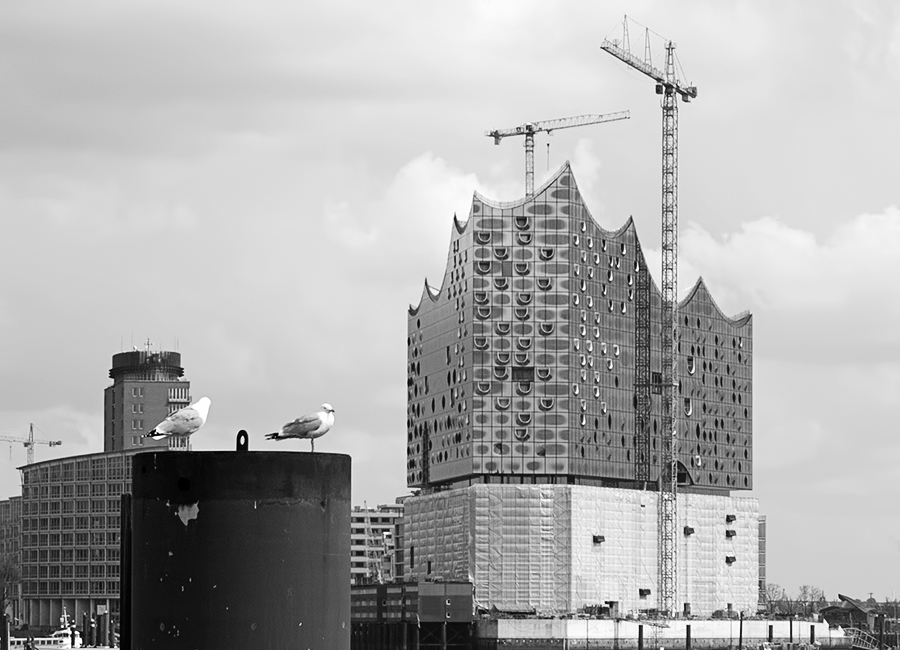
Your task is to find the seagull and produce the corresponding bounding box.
[265,403,335,452]
[144,397,211,440]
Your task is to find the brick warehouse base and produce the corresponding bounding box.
[404,485,760,617]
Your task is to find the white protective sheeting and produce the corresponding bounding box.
[404,485,759,617]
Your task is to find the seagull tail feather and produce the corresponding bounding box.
[264,432,281,440]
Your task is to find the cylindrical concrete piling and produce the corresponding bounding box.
[128,451,351,649]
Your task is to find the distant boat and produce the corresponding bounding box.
[9,628,82,649]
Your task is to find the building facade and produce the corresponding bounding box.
[350,503,404,585]
[10,347,196,629]
[404,484,758,617]
[1,496,22,625]
[104,348,192,452]
[407,164,752,492]
[16,450,141,628]
[404,164,757,616]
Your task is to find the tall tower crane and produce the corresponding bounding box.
[0,423,62,465]
[601,17,697,619]
[362,502,384,584]
[486,111,630,197]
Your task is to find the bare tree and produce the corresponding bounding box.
[0,553,19,614]
[1,552,21,646]
[796,585,826,616]
[765,583,792,615]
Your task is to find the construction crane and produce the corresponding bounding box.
[0,423,63,465]
[362,502,384,584]
[486,111,630,197]
[602,16,697,619]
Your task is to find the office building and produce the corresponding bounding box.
[15,451,139,628]
[9,347,195,628]
[104,347,192,452]
[350,503,404,585]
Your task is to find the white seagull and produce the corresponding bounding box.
[265,403,335,451]
[144,397,212,440]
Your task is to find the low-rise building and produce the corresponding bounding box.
[350,502,404,585]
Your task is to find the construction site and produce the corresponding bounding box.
[350,17,854,650]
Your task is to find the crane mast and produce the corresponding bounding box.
[602,18,697,619]
[486,111,629,197]
[362,502,384,584]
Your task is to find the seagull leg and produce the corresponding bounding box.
[311,439,315,453]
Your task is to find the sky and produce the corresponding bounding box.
[0,0,898,602]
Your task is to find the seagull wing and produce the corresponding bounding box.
[155,406,203,436]
[279,413,323,438]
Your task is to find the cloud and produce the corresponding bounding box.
[681,208,900,313]
[635,206,900,362]
[325,152,490,291]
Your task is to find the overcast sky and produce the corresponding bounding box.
[1,1,898,601]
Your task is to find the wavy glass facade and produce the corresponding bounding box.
[407,164,752,493]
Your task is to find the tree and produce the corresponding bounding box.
[796,585,827,616]
[1,552,21,646]
[0,553,19,612]
[765,583,792,615]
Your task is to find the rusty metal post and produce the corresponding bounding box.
[129,450,351,649]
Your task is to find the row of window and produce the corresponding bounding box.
[24,482,127,500]
[21,514,120,531]
[21,530,120,548]
[20,547,121,564]
[22,580,118,596]
[19,498,123,516]
[21,563,121,578]
[23,457,129,484]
